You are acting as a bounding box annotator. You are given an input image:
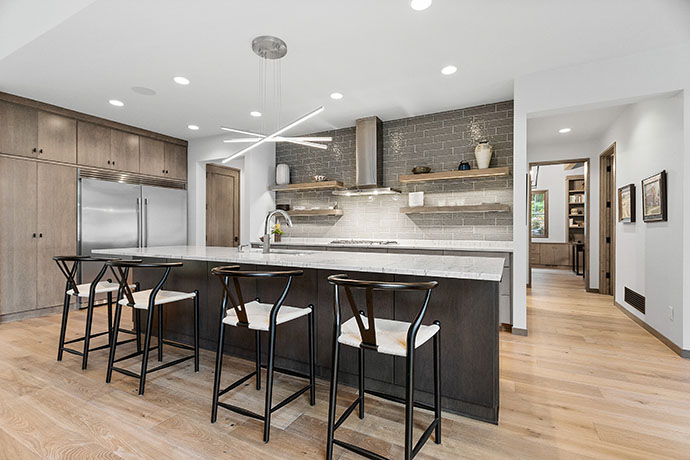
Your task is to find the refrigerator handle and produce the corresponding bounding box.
[136,198,141,248]
[144,198,149,248]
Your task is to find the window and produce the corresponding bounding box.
[531,190,549,238]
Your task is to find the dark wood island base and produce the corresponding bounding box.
[133,258,500,424]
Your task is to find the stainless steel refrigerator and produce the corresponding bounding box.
[79,175,187,286]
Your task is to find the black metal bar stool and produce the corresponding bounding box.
[326,274,441,460]
[106,260,199,395]
[54,255,139,370]
[210,266,316,443]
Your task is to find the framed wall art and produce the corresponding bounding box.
[641,171,667,222]
[617,183,635,223]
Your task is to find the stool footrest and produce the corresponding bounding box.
[64,330,110,345]
[217,402,265,421]
[412,419,439,458]
[271,385,310,413]
[113,346,158,364]
[62,347,84,357]
[335,398,361,430]
[161,339,194,351]
[147,355,194,373]
[111,366,140,379]
[332,439,388,460]
[218,371,257,397]
[365,388,436,412]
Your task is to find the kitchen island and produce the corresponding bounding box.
[94,246,504,423]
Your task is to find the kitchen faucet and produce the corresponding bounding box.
[263,209,292,253]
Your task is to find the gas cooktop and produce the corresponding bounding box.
[329,239,399,245]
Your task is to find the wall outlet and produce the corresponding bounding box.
[668,305,674,321]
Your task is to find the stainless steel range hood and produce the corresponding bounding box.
[332,116,400,196]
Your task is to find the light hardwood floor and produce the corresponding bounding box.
[1,269,689,459]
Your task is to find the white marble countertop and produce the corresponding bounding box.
[93,245,505,282]
[250,237,513,252]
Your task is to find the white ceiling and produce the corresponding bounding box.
[1,0,689,141]
[527,104,630,147]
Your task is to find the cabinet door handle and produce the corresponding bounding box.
[107,160,111,165]
[32,233,36,238]
[39,149,43,154]
[39,233,43,238]
[112,161,115,166]
[32,148,37,153]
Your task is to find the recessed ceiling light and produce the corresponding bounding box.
[108,99,124,107]
[410,0,432,11]
[441,65,457,75]
[559,128,572,134]
[330,92,343,100]
[250,111,262,117]
[173,76,190,85]
[188,125,199,130]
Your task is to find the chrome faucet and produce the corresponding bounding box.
[263,209,292,253]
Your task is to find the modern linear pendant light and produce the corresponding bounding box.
[221,36,330,163]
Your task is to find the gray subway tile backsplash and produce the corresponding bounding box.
[275,100,513,241]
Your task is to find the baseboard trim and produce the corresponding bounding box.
[0,304,66,323]
[613,301,689,359]
[586,288,600,293]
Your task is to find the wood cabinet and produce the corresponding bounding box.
[37,111,76,163]
[78,121,111,168]
[110,130,140,173]
[0,157,76,317]
[0,157,38,315]
[0,100,38,158]
[36,163,77,309]
[139,137,165,176]
[164,142,187,180]
[530,243,571,268]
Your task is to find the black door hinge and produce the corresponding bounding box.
[606,237,610,243]
[606,166,611,172]
[606,201,611,208]
[606,272,610,279]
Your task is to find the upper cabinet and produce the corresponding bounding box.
[77,122,141,173]
[0,100,38,158]
[164,142,187,180]
[139,137,165,176]
[77,121,111,168]
[37,112,77,163]
[110,130,140,173]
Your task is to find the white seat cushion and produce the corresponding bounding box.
[66,281,136,298]
[118,289,196,309]
[222,300,311,331]
[338,316,439,357]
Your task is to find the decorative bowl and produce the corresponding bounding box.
[313,175,327,182]
[411,166,431,174]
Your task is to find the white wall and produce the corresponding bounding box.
[513,43,690,347]
[187,134,275,246]
[598,95,685,346]
[532,163,585,243]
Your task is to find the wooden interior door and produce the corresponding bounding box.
[36,163,77,309]
[0,157,37,315]
[206,164,240,247]
[37,111,77,163]
[599,145,616,295]
[0,100,38,158]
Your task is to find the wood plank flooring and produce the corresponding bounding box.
[1,268,689,459]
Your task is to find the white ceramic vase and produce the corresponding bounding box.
[474,142,493,169]
[276,164,290,185]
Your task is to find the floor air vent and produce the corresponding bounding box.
[625,287,645,314]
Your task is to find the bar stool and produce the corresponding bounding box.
[54,255,139,370]
[326,274,441,460]
[210,266,315,443]
[105,260,199,395]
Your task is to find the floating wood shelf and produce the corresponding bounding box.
[401,203,511,214]
[398,167,510,184]
[569,189,585,193]
[288,209,344,217]
[270,180,343,192]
